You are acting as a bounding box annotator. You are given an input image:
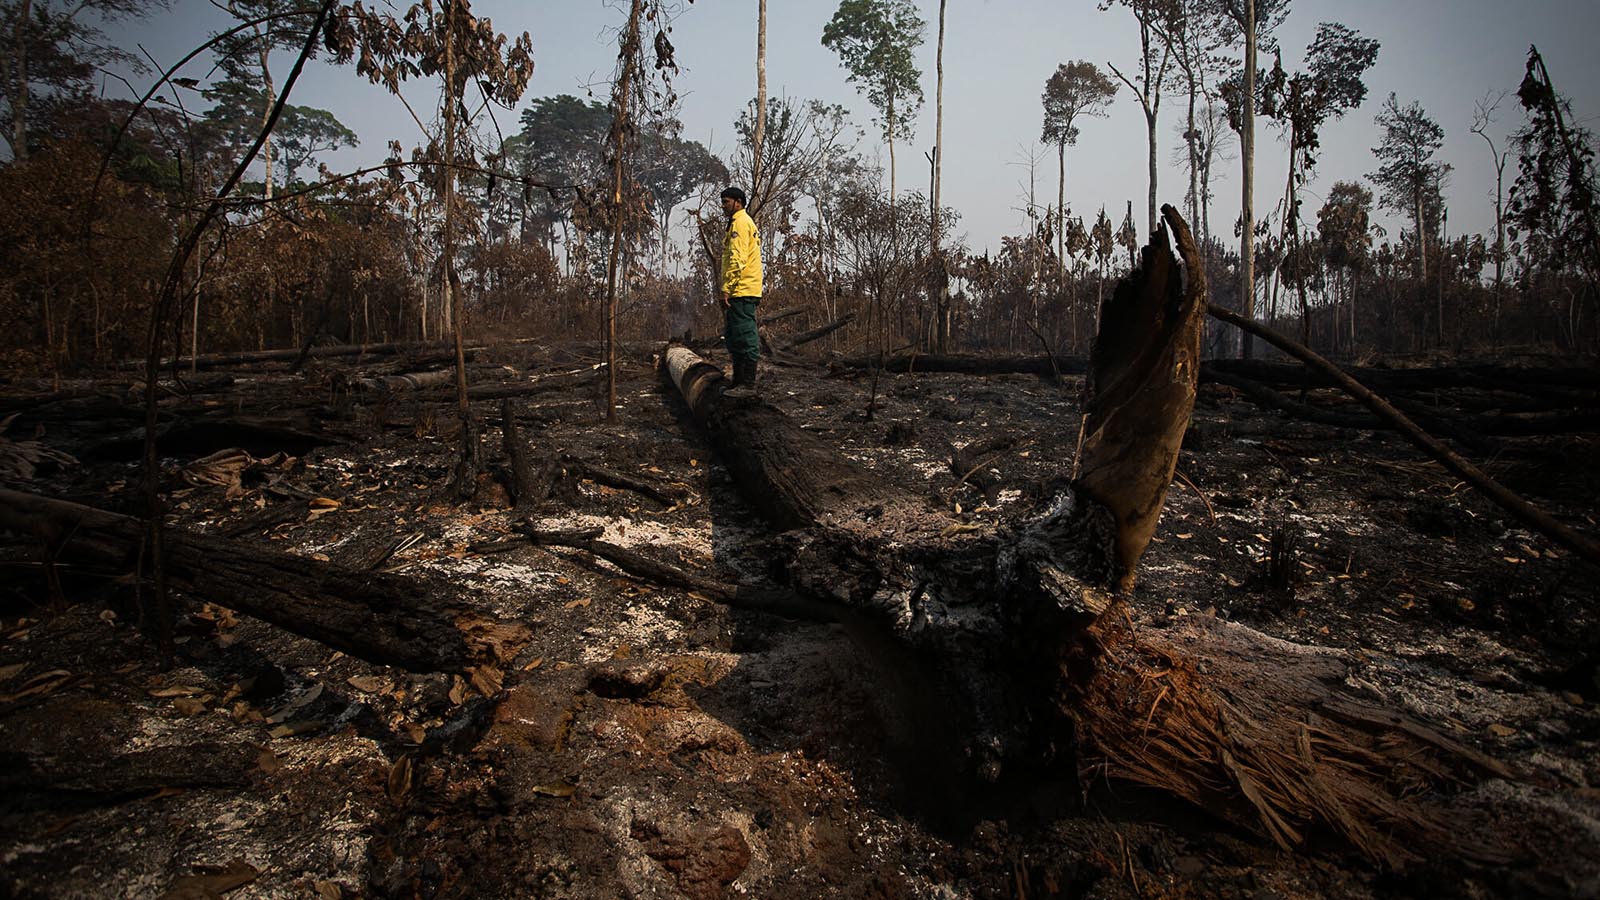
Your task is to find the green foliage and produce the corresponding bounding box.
[635,122,726,221]
[1369,92,1448,233]
[202,79,357,186]
[1040,61,1117,148]
[1317,180,1372,273]
[821,0,924,143]
[208,0,323,84]
[515,95,611,189]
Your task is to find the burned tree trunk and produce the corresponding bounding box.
[0,489,473,673]
[779,313,855,352]
[664,206,1517,870]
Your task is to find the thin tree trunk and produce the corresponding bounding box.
[887,92,897,211]
[1240,0,1257,359]
[752,0,767,203]
[1145,104,1159,236]
[932,0,946,352]
[442,0,478,498]
[11,0,31,160]
[1185,69,1199,232]
[1058,143,1067,276]
[140,0,335,663]
[258,30,275,201]
[602,0,644,423]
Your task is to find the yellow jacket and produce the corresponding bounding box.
[720,208,763,298]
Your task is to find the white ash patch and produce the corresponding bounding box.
[578,603,685,663]
[526,513,714,556]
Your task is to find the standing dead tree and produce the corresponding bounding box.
[664,205,1518,870]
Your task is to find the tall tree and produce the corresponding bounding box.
[1260,22,1378,345]
[210,0,322,200]
[821,0,924,206]
[1210,0,1290,356]
[602,0,644,421]
[1,0,167,160]
[1190,100,1233,245]
[514,94,611,261]
[1470,91,1510,330]
[1040,60,1117,275]
[1508,45,1600,351]
[1157,0,1226,236]
[1104,0,1176,235]
[1317,180,1371,353]
[1370,92,1447,288]
[202,83,356,188]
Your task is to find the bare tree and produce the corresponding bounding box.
[1470,91,1510,332]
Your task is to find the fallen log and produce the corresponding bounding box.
[124,337,551,372]
[1207,357,1600,396]
[1206,370,1504,455]
[664,206,1518,871]
[1208,304,1600,569]
[833,352,1086,377]
[0,489,473,672]
[779,313,855,351]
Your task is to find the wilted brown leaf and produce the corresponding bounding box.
[347,675,386,693]
[529,780,576,799]
[255,749,282,774]
[269,720,323,739]
[149,685,204,698]
[157,858,259,899]
[387,753,413,804]
[469,665,503,696]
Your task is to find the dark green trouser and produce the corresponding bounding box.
[724,297,761,363]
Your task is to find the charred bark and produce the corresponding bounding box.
[834,352,1085,377]
[664,206,1517,870]
[0,489,473,673]
[779,313,855,352]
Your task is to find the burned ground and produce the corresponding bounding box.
[2,344,1598,899]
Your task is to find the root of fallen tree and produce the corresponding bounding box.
[662,205,1521,872]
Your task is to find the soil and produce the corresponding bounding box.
[2,342,1598,899]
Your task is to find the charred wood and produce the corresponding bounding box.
[510,524,835,623]
[561,455,688,509]
[0,489,473,672]
[833,353,1085,377]
[779,313,855,352]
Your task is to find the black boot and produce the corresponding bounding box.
[744,358,758,391]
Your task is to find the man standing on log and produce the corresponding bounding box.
[719,186,763,392]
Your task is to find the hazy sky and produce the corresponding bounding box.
[103,0,1600,257]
